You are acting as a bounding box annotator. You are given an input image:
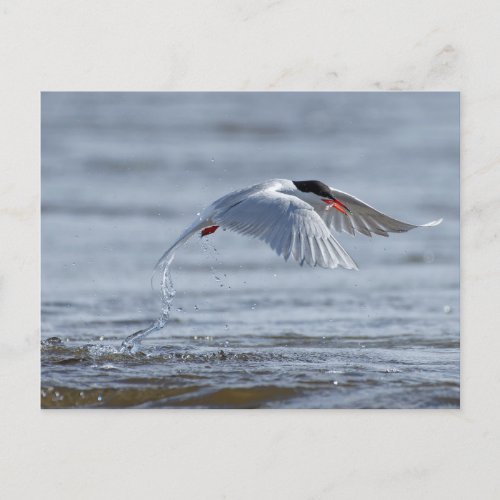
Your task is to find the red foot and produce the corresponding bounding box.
[201,225,219,237]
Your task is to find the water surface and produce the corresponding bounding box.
[41,92,460,408]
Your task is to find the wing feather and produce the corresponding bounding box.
[212,190,358,270]
[315,188,442,238]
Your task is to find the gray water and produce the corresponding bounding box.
[41,92,460,409]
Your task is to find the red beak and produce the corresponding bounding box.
[322,198,351,215]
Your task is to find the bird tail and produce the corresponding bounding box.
[151,220,205,288]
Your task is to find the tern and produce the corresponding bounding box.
[154,179,442,273]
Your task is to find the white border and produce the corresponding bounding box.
[1,1,498,498]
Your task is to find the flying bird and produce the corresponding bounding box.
[154,179,442,273]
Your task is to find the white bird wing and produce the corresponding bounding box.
[211,189,358,270]
[317,188,443,238]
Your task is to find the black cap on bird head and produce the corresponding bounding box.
[292,180,334,199]
[292,180,351,215]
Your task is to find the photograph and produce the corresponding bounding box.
[41,91,459,409]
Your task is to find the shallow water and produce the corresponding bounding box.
[41,92,460,409]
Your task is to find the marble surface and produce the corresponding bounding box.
[1,1,499,498]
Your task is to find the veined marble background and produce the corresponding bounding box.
[1,1,499,499]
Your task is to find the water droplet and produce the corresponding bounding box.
[211,158,215,163]
[251,304,256,310]
[333,381,338,385]
[99,336,104,341]
[44,336,63,345]
[443,305,452,314]
[194,305,199,311]
[424,251,435,264]
[79,391,85,398]
[176,307,183,312]
[273,273,277,278]
[97,395,103,402]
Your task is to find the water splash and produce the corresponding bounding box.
[201,236,228,288]
[120,263,176,353]
[200,235,231,328]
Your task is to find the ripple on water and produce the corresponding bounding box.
[40,332,459,409]
[40,384,303,409]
